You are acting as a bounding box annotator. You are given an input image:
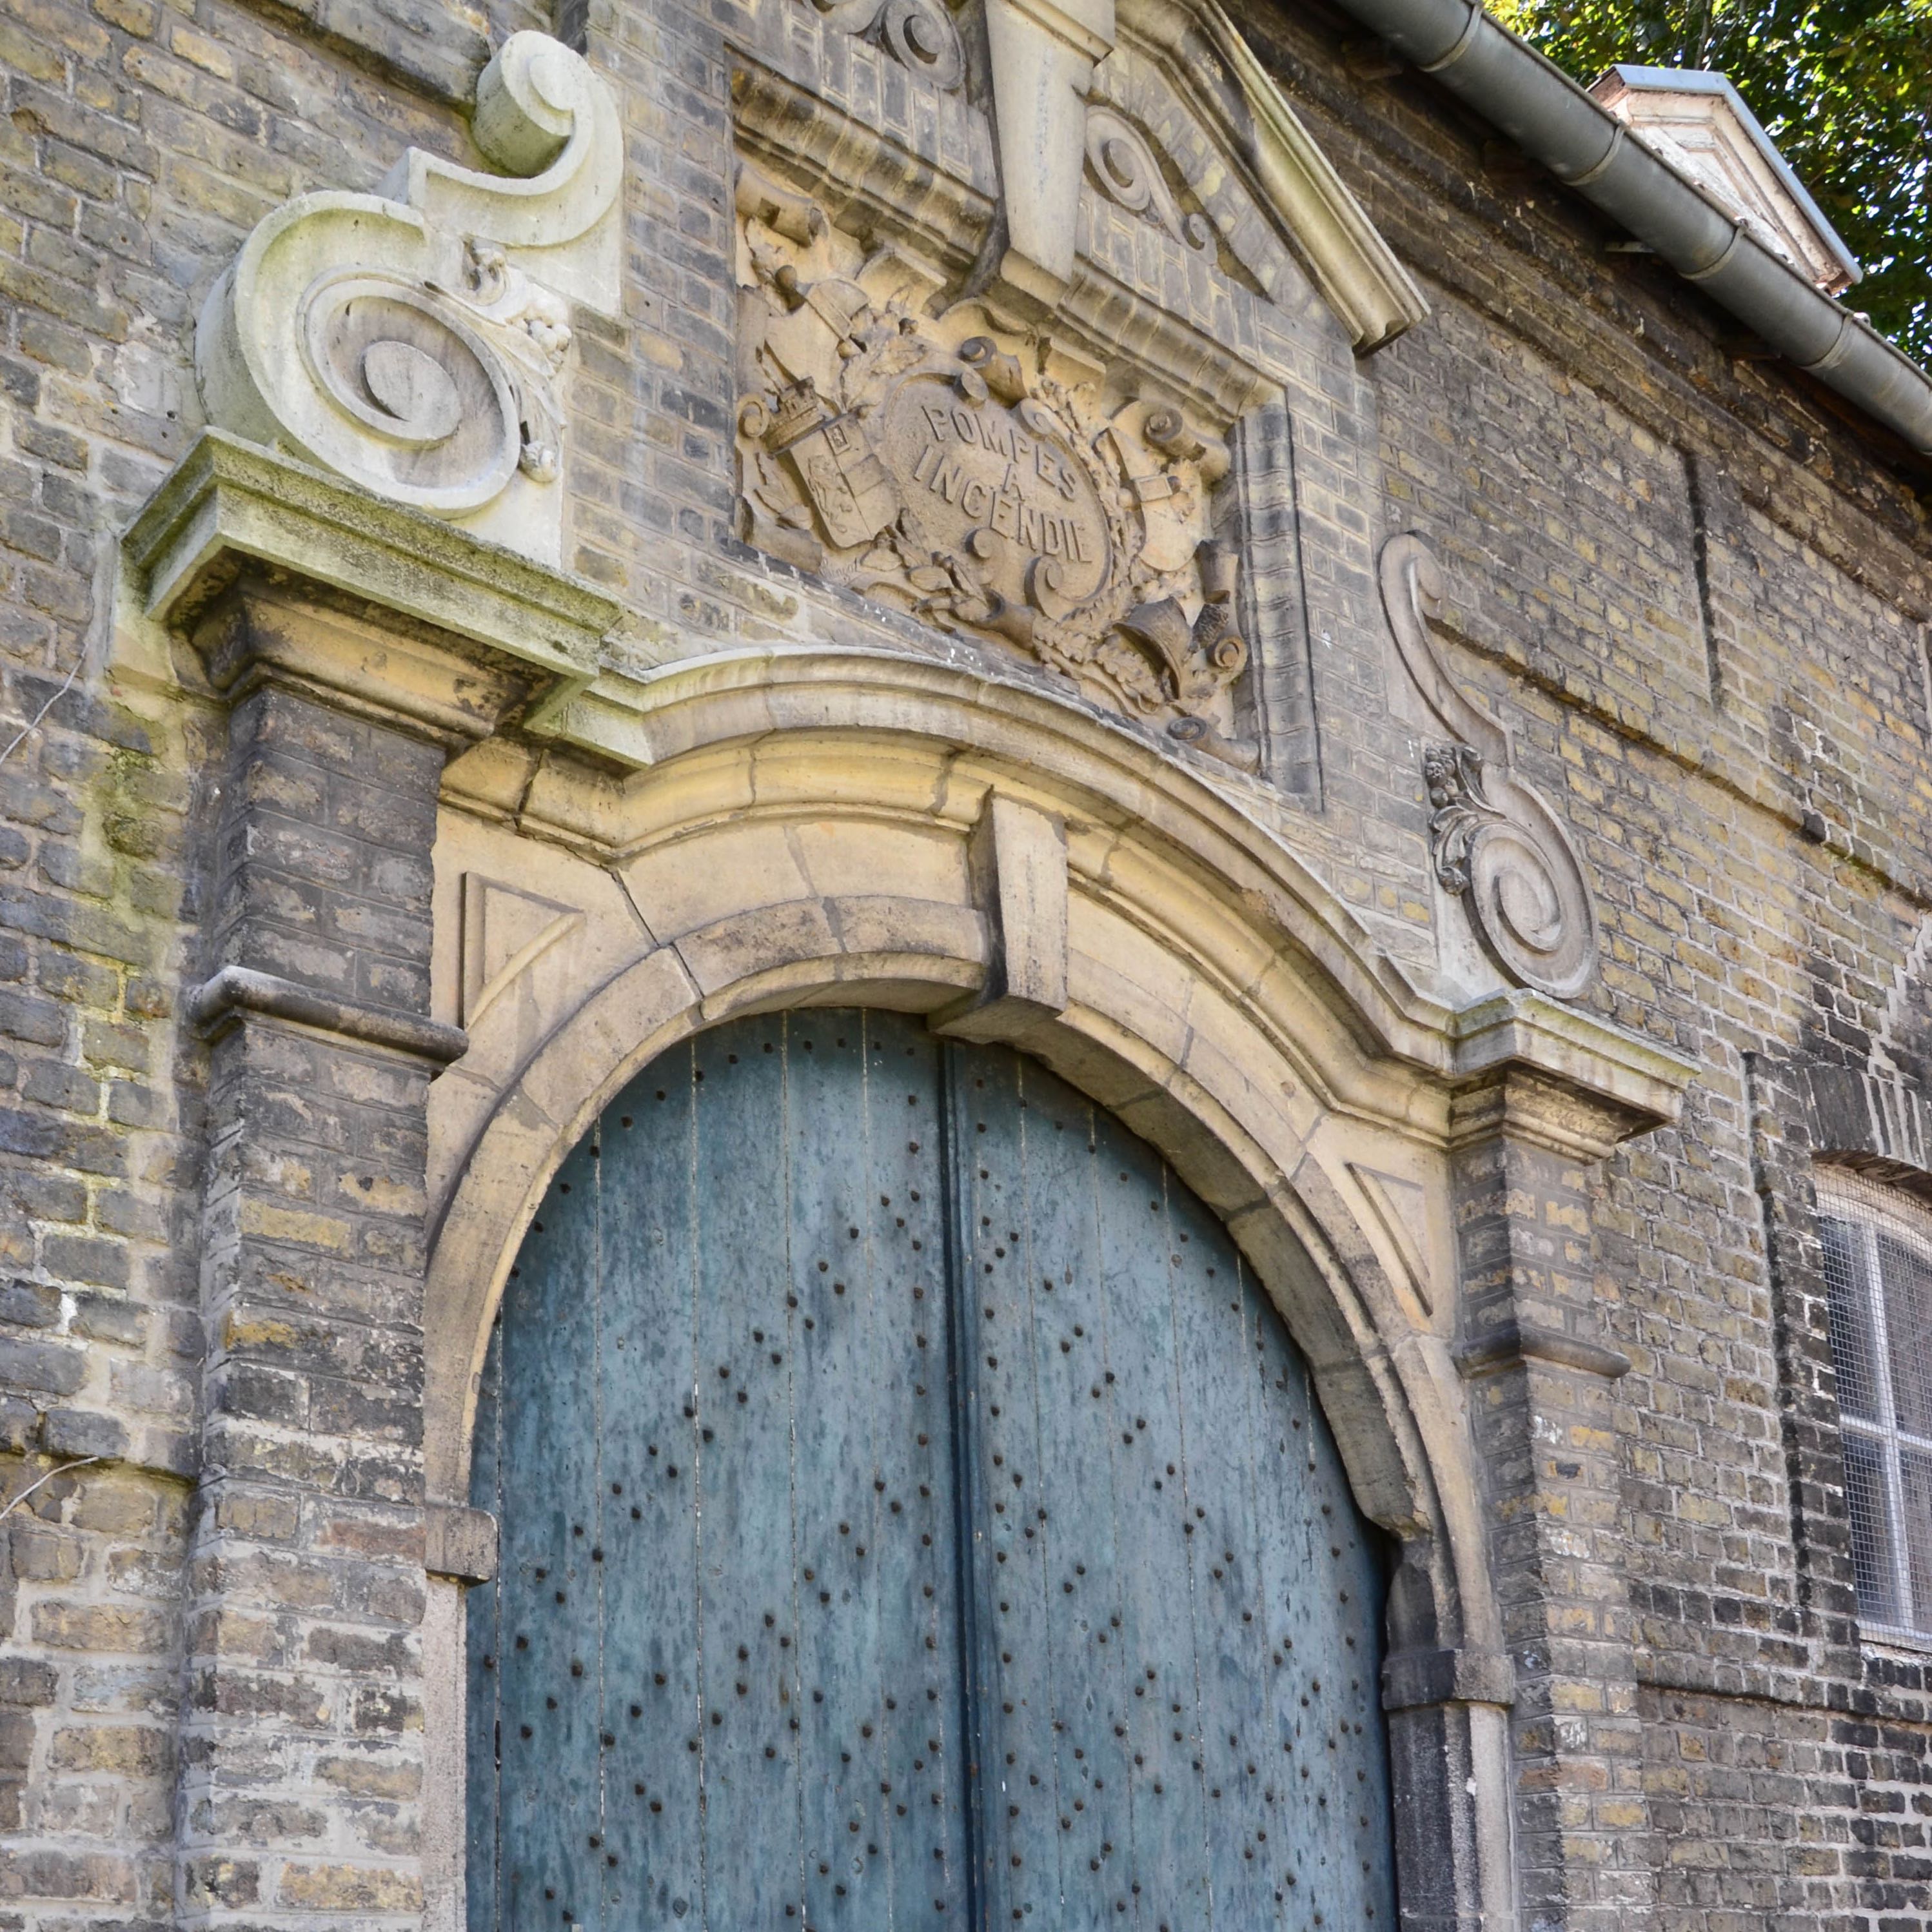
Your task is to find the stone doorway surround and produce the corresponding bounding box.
[120,420,1694,1932]
[110,24,1698,1929]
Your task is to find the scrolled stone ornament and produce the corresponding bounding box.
[291,269,524,517]
[1381,534,1601,1001]
[1085,108,1213,253]
[195,31,620,565]
[813,0,963,88]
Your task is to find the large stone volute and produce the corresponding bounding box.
[193,32,622,567]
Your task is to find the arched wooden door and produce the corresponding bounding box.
[467,1009,1395,1932]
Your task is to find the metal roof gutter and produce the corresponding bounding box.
[1328,0,1932,458]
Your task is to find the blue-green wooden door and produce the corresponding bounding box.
[468,1009,1394,1932]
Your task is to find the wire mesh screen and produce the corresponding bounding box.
[1816,1168,1932,1640]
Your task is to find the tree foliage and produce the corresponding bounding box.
[1487,0,1932,363]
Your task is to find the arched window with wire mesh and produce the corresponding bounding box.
[1815,1169,1932,1642]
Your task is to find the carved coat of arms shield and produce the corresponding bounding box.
[779,411,900,550]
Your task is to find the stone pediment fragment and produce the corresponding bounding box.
[983,0,1427,347]
[1141,0,1428,350]
[195,33,621,569]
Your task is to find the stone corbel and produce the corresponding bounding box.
[123,429,621,745]
[1381,533,1601,1002]
[1444,990,1692,1388]
[1381,1644,1516,1713]
[426,1501,500,1585]
[195,31,622,568]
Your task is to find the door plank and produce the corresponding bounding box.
[595,1046,704,1927]
[1006,1061,1138,1926]
[1249,1312,1396,1928]
[860,1015,971,1932]
[1163,1179,1278,1932]
[1090,1109,1215,1932]
[494,1137,604,1929]
[691,1013,800,1932]
[945,1040,1061,1930]
[787,1018,891,1932]
[465,1321,504,1932]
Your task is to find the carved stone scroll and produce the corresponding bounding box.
[195,32,622,568]
[1380,534,1600,1000]
[811,0,964,88]
[1085,107,1212,253]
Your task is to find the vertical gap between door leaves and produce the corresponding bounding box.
[938,1039,987,1932]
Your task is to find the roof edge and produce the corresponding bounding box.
[1598,63,1860,283]
[1326,0,1932,459]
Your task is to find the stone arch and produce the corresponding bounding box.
[413,646,1675,1929]
[428,917,1468,1551]
[427,651,1492,1607]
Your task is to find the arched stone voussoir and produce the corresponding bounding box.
[526,646,1461,1074]
[426,663,1543,1670]
[1276,1148,1501,1652]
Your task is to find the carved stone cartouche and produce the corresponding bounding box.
[195,32,622,569]
[1381,534,1601,1000]
[735,166,1253,749]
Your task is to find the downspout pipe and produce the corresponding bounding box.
[1329,0,1932,458]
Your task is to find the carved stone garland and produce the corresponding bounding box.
[1379,534,1601,1000]
[735,164,1255,764]
[195,32,622,568]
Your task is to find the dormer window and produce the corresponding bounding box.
[1815,1170,1932,1641]
[1590,66,1861,296]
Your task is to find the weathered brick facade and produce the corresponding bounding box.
[0,0,1927,1924]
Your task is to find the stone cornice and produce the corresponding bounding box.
[188,964,470,1065]
[123,430,620,694]
[1448,989,1696,1150]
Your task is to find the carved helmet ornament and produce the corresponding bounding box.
[1379,534,1601,1001]
[194,33,622,567]
[736,167,1254,764]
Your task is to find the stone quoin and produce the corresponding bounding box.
[0,0,1929,1929]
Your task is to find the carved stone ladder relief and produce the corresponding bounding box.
[1379,533,1602,1000]
[731,0,1428,770]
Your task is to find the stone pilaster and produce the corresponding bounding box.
[121,434,618,1932]
[176,658,457,1927]
[1381,1642,1517,1932]
[1448,1066,1653,1932]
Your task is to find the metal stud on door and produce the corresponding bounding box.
[469,1010,1395,1931]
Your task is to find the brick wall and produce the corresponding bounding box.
[1,0,1930,1924]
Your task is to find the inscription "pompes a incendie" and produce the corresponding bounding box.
[906,401,1092,563]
